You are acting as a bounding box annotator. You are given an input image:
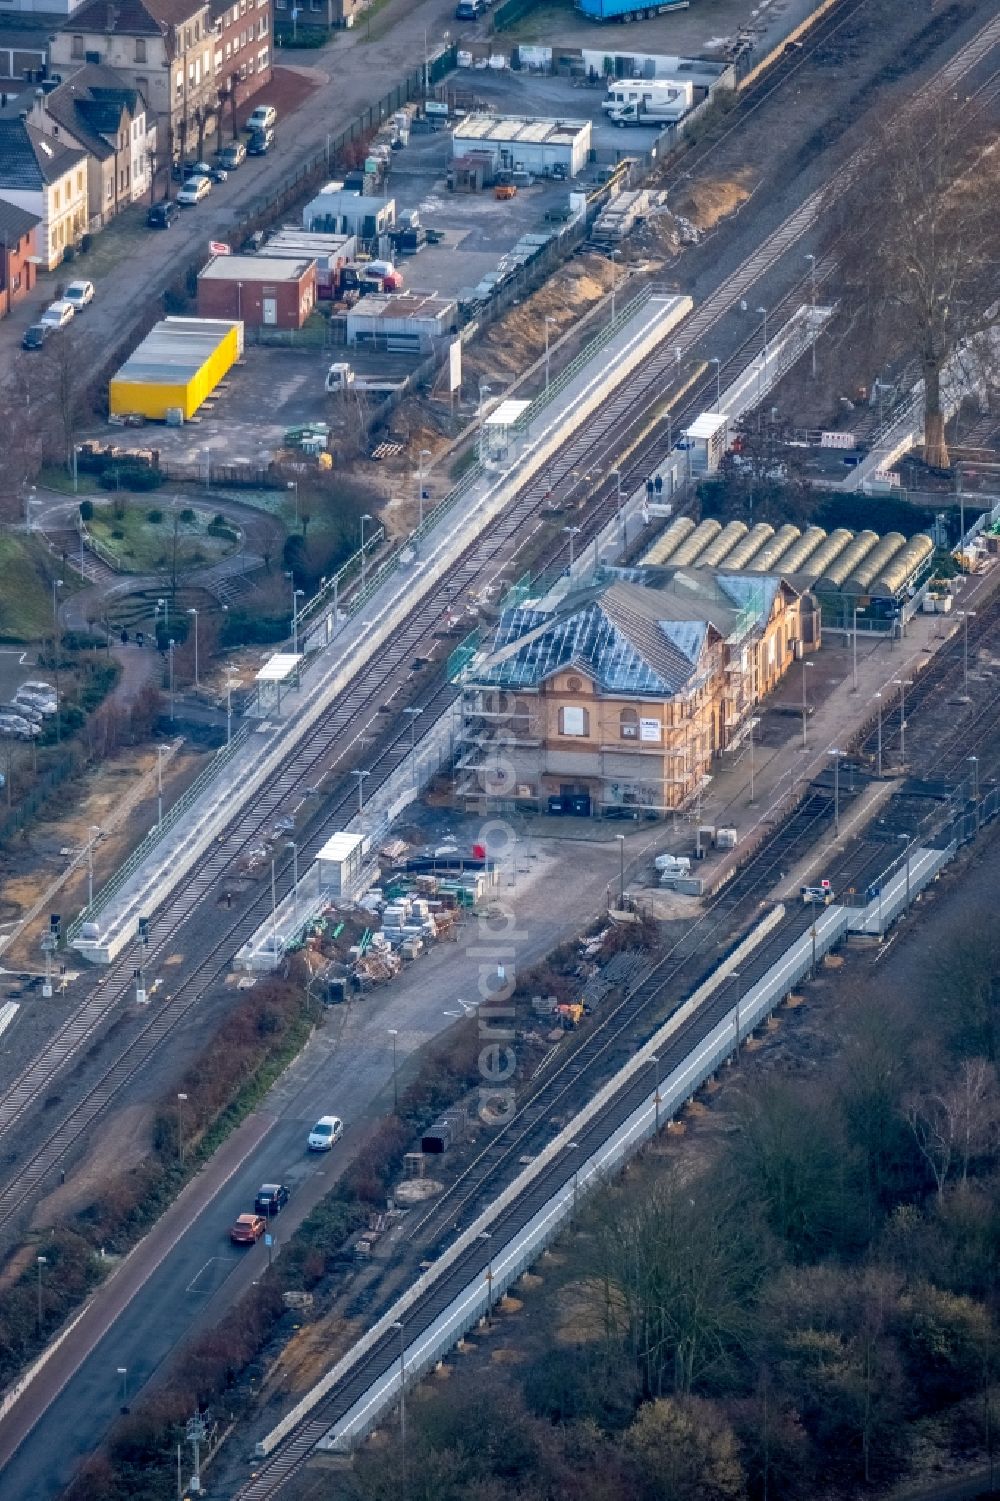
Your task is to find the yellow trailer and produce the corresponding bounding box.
[109,317,243,421]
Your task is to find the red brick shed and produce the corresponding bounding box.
[196,254,317,330]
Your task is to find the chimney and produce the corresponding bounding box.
[31,87,47,126]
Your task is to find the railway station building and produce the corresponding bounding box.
[456,566,818,819]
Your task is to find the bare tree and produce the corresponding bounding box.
[905,1058,998,1196]
[825,101,1000,470]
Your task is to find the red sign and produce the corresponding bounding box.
[209,240,231,256]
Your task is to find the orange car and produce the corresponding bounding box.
[230,1213,267,1245]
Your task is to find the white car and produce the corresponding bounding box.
[63,280,95,311]
[307,1116,344,1151]
[246,103,277,133]
[40,299,75,330]
[177,174,211,205]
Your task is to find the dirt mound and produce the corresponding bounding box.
[672,174,752,231]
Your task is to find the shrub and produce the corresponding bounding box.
[207,522,238,541]
[110,527,125,540]
[178,507,196,524]
[100,464,162,492]
[147,508,163,524]
[78,499,94,522]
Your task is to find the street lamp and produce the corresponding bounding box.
[390,1319,406,1473]
[709,356,722,411]
[969,755,980,802]
[352,767,371,813]
[478,1230,494,1325]
[567,1140,580,1210]
[72,443,83,494]
[388,1028,399,1112]
[36,1254,47,1336]
[176,1092,187,1164]
[291,587,304,655]
[117,1366,129,1413]
[805,253,817,378]
[616,833,625,907]
[800,655,813,750]
[828,747,844,837]
[87,824,100,907]
[756,306,769,405]
[186,606,199,686]
[225,672,241,746]
[51,577,63,634]
[611,468,624,546]
[872,691,883,778]
[958,609,977,698]
[417,448,431,531]
[403,705,423,786]
[610,248,620,323]
[287,478,299,528]
[167,638,176,720]
[650,1052,661,1134]
[891,677,913,764]
[360,513,372,594]
[563,524,581,570]
[544,315,556,393]
[155,744,170,827]
[286,840,299,916]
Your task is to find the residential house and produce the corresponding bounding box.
[457,567,817,819]
[210,0,271,134]
[273,0,359,32]
[50,0,220,163]
[28,65,155,228]
[0,196,41,317]
[0,116,87,268]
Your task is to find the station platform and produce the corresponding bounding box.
[71,291,693,965]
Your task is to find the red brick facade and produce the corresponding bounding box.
[212,0,273,135]
[0,210,39,320]
[197,258,316,328]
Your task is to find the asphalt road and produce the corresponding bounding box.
[0,833,627,1501]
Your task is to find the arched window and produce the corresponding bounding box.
[619,707,639,740]
[559,705,589,737]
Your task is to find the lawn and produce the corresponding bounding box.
[0,536,75,642]
[86,501,240,574]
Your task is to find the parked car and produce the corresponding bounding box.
[177,174,211,206]
[1,701,42,724]
[0,715,40,739]
[22,323,49,350]
[217,140,246,170]
[40,300,75,330]
[63,280,95,311]
[246,127,274,156]
[307,1116,344,1151]
[229,1213,267,1245]
[21,680,55,696]
[185,159,228,183]
[254,1183,289,1217]
[801,884,834,906]
[147,200,179,229]
[246,103,277,133]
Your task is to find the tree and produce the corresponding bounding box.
[905,1058,998,1197]
[930,926,1000,1063]
[624,1397,746,1501]
[584,1173,766,1398]
[825,101,1000,470]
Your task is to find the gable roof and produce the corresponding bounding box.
[0,195,41,242]
[42,66,144,161]
[475,578,723,698]
[0,118,86,190]
[59,0,203,39]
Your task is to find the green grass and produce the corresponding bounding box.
[87,500,240,574]
[38,464,101,497]
[0,536,74,643]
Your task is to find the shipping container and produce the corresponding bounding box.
[109,318,243,422]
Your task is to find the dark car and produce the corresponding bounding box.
[254,1182,289,1217]
[22,323,49,350]
[147,200,179,229]
[246,126,274,156]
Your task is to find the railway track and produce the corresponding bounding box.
[0,130,879,1204]
[0,0,995,1295]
